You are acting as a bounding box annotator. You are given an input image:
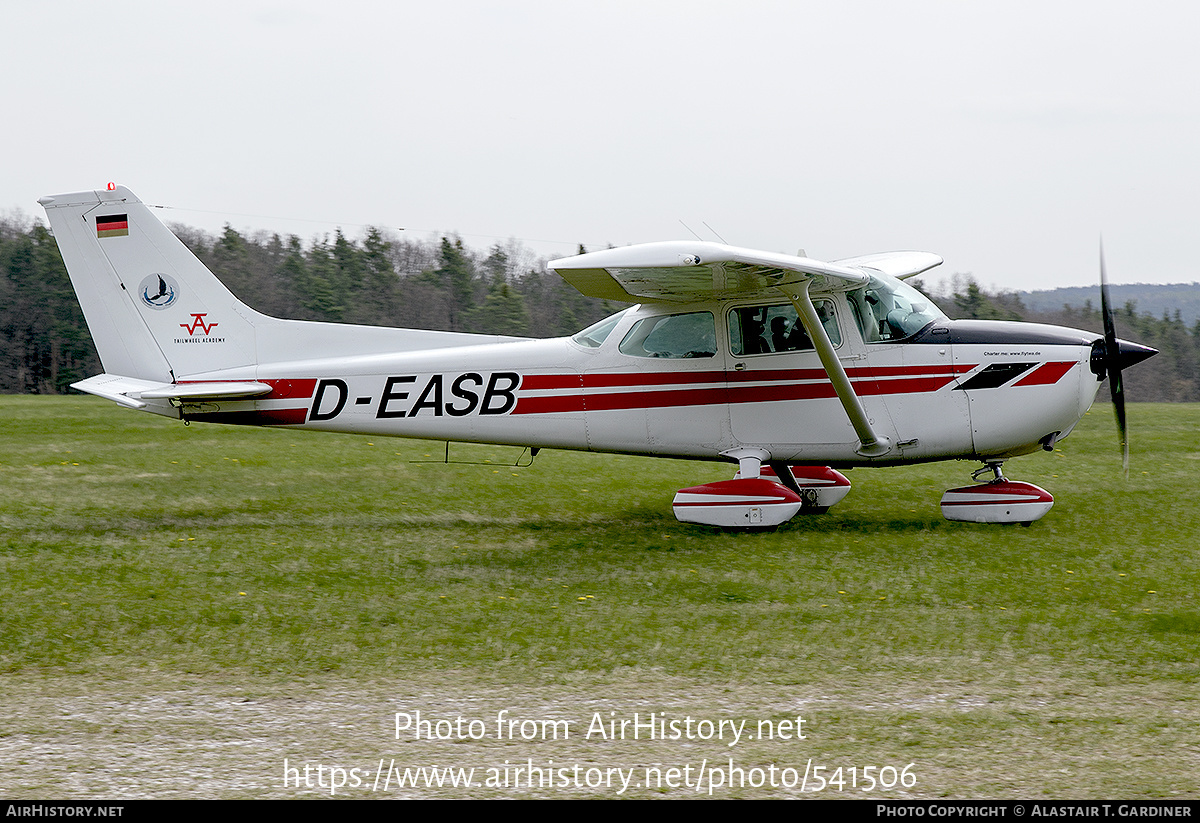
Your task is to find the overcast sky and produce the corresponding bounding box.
[4,0,1198,292]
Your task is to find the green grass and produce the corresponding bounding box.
[2,396,1198,798]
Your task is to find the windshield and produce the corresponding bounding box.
[571,308,630,348]
[846,274,946,342]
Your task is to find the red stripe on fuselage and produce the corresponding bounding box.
[172,380,316,427]
[519,373,584,390]
[513,394,588,414]
[259,378,318,399]
[522,364,974,391]
[174,378,317,400]
[185,408,309,426]
[1012,361,1076,386]
[512,372,961,415]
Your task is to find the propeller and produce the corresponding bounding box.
[1098,241,1128,476]
[1096,242,1157,477]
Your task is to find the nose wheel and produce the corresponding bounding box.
[942,462,1054,525]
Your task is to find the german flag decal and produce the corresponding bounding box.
[96,214,129,238]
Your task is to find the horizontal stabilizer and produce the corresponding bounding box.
[138,381,273,400]
[72,373,273,407]
[71,374,163,408]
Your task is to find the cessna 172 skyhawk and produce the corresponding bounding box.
[41,185,1155,528]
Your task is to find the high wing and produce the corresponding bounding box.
[550,241,943,459]
[830,251,944,281]
[548,241,941,303]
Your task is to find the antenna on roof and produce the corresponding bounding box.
[678,219,704,242]
[702,221,728,244]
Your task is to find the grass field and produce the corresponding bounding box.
[2,395,1198,798]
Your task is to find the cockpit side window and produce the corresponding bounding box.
[618,311,716,359]
[728,301,840,356]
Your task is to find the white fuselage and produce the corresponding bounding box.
[176,294,1103,467]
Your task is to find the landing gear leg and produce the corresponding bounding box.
[972,461,1007,484]
[720,446,769,480]
[770,464,831,514]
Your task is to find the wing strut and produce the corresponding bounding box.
[778,281,892,458]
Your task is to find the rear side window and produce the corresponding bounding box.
[618,311,716,358]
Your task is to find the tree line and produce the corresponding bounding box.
[0,216,619,394]
[1,214,1197,401]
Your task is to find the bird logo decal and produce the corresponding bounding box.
[138,273,179,310]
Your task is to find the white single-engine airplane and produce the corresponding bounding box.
[42,185,1156,528]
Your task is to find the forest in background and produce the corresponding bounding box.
[2,214,1197,401]
[1020,282,1200,329]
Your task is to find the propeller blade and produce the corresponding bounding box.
[1099,241,1128,476]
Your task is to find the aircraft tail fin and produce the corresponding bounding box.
[41,186,524,392]
[39,186,262,383]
